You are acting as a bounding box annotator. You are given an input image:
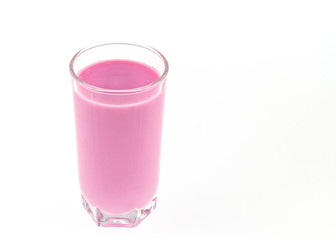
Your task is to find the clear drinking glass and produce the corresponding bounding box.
[69,43,168,227]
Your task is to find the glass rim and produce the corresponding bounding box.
[69,42,169,93]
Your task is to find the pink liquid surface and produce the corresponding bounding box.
[73,60,165,214]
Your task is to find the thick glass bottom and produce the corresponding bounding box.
[81,194,157,227]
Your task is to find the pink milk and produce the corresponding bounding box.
[73,60,165,215]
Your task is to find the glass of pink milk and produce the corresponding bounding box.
[69,43,168,227]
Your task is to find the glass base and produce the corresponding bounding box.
[81,195,157,227]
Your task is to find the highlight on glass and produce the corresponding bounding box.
[69,43,168,227]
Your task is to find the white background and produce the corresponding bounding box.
[0,0,335,239]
